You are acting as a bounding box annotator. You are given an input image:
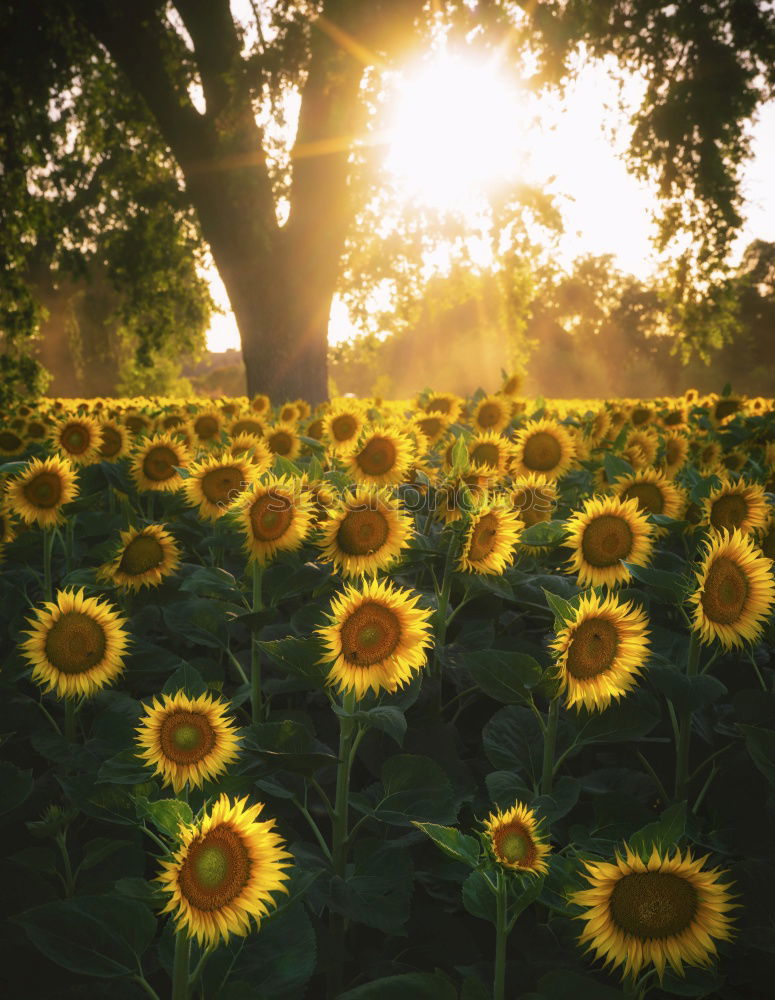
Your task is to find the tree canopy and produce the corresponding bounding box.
[1,0,773,402]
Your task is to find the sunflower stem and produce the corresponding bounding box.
[64,698,77,742]
[43,526,55,602]
[540,698,560,796]
[250,561,264,724]
[674,632,701,800]
[329,689,358,994]
[493,868,508,1000]
[171,929,191,1000]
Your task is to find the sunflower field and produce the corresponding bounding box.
[1,382,774,1000]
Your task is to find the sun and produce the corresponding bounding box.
[384,51,524,210]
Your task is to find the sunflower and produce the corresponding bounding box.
[20,588,130,699]
[472,395,511,434]
[551,592,649,711]
[157,794,291,948]
[459,500,523,575]
[623,429,659,469]
[696,438,723,474]
[53,416,103,465]
[235,476,315,565]
[760,516,775,561]
[422,392,462,424]
[663,433,689,476]
[228,434,272,471]
[184,455,257,521]
[319,577,433,699]
[278,402,300,424]
[662,406,687,430]
[191,408,225,445]
[25,417,50,442]
[565,495,655,589]
[512,418,576,481]
[136,691,240,792]
[433,475,490,524]
[511,474,558,528]
[317,487,413,578]
[411,412,451,446]
[703,479,770,537]
[305,416,325,440]
[587,408,612,445]
[97,419,130,462]
[0,503,15,548]
[500,372,524,398]
[711,394,743,425]
[99,523,181,590]
[612,468,685,523]
[131,433,191,493]
[571,843,735,980]
[467,431,512,477]
[323,403,365,452]
[345,426,415,488]
[7,455,79,528]
[230,416,266,439]
[482,801,550,875]
[250,393,270,415]
[0,427,26,456]
[687,529,775,649]
[264,423,301,461]
[123,410,152,438]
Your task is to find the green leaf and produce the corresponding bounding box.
[629,802,687,856]
[603,452,634,484]
[622,562,689,601]
[137,797,192,838]
[359,754,458,826]
[78,837,133,872]
[162,598,227,648]
[450,434,470,475]
[13,895,156,978]
[739,725,775,787]
[273,455,300,477]
[462,649,542,703]
[413,822,481,868]
[241,721,336,776]
[649,665,727,713]
[0,762,33,815]
[573,691,661,745]
[338,972,458,1000]
[482,705,545,779]
[258,637,329,688]
[536,970,630,1000]
[462,869,498,922]
[542,587,575,626]
[96,748,150,785]
[326,838,414,935]
[334,704,407,747]
[163,661,209,697]
[179,565,243,602]
[520,520,568,547]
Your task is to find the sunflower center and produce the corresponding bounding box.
[341,601,401,666]
[523,432,562,472]
[44,612,106,674]
[232,419,264,437]
[622,483,664,516]
[23,472,63,509]
[709,494,748,532]
[249,494,293,541]
[143,446,178,482]
[126,415,147,434]
[268,431,293,455]
[27,421,47,439]
[427,398,452,415]
[493,822,536,867]
[477,403,502,428]
[100,426,122,457]
[701,556,748,624]
[357,437,397,476]
[468,513,499,562]
[610,871,698,939]
[119,534,164,575]
[631,408,651,426]
[61,426,88,453]
[418,417,442,438]
[201,466,244,505]
[159,710,215,764]
[336,508,389,555]
[0,430,23,450]
[179,826,250,911]
[332,415,357,441]
[566,618,619,679]
[666,439,683,465]
[471,443,500,468]
[581,515,633,567]
[195,416,220,440]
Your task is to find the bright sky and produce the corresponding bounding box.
[205,54,775,352]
